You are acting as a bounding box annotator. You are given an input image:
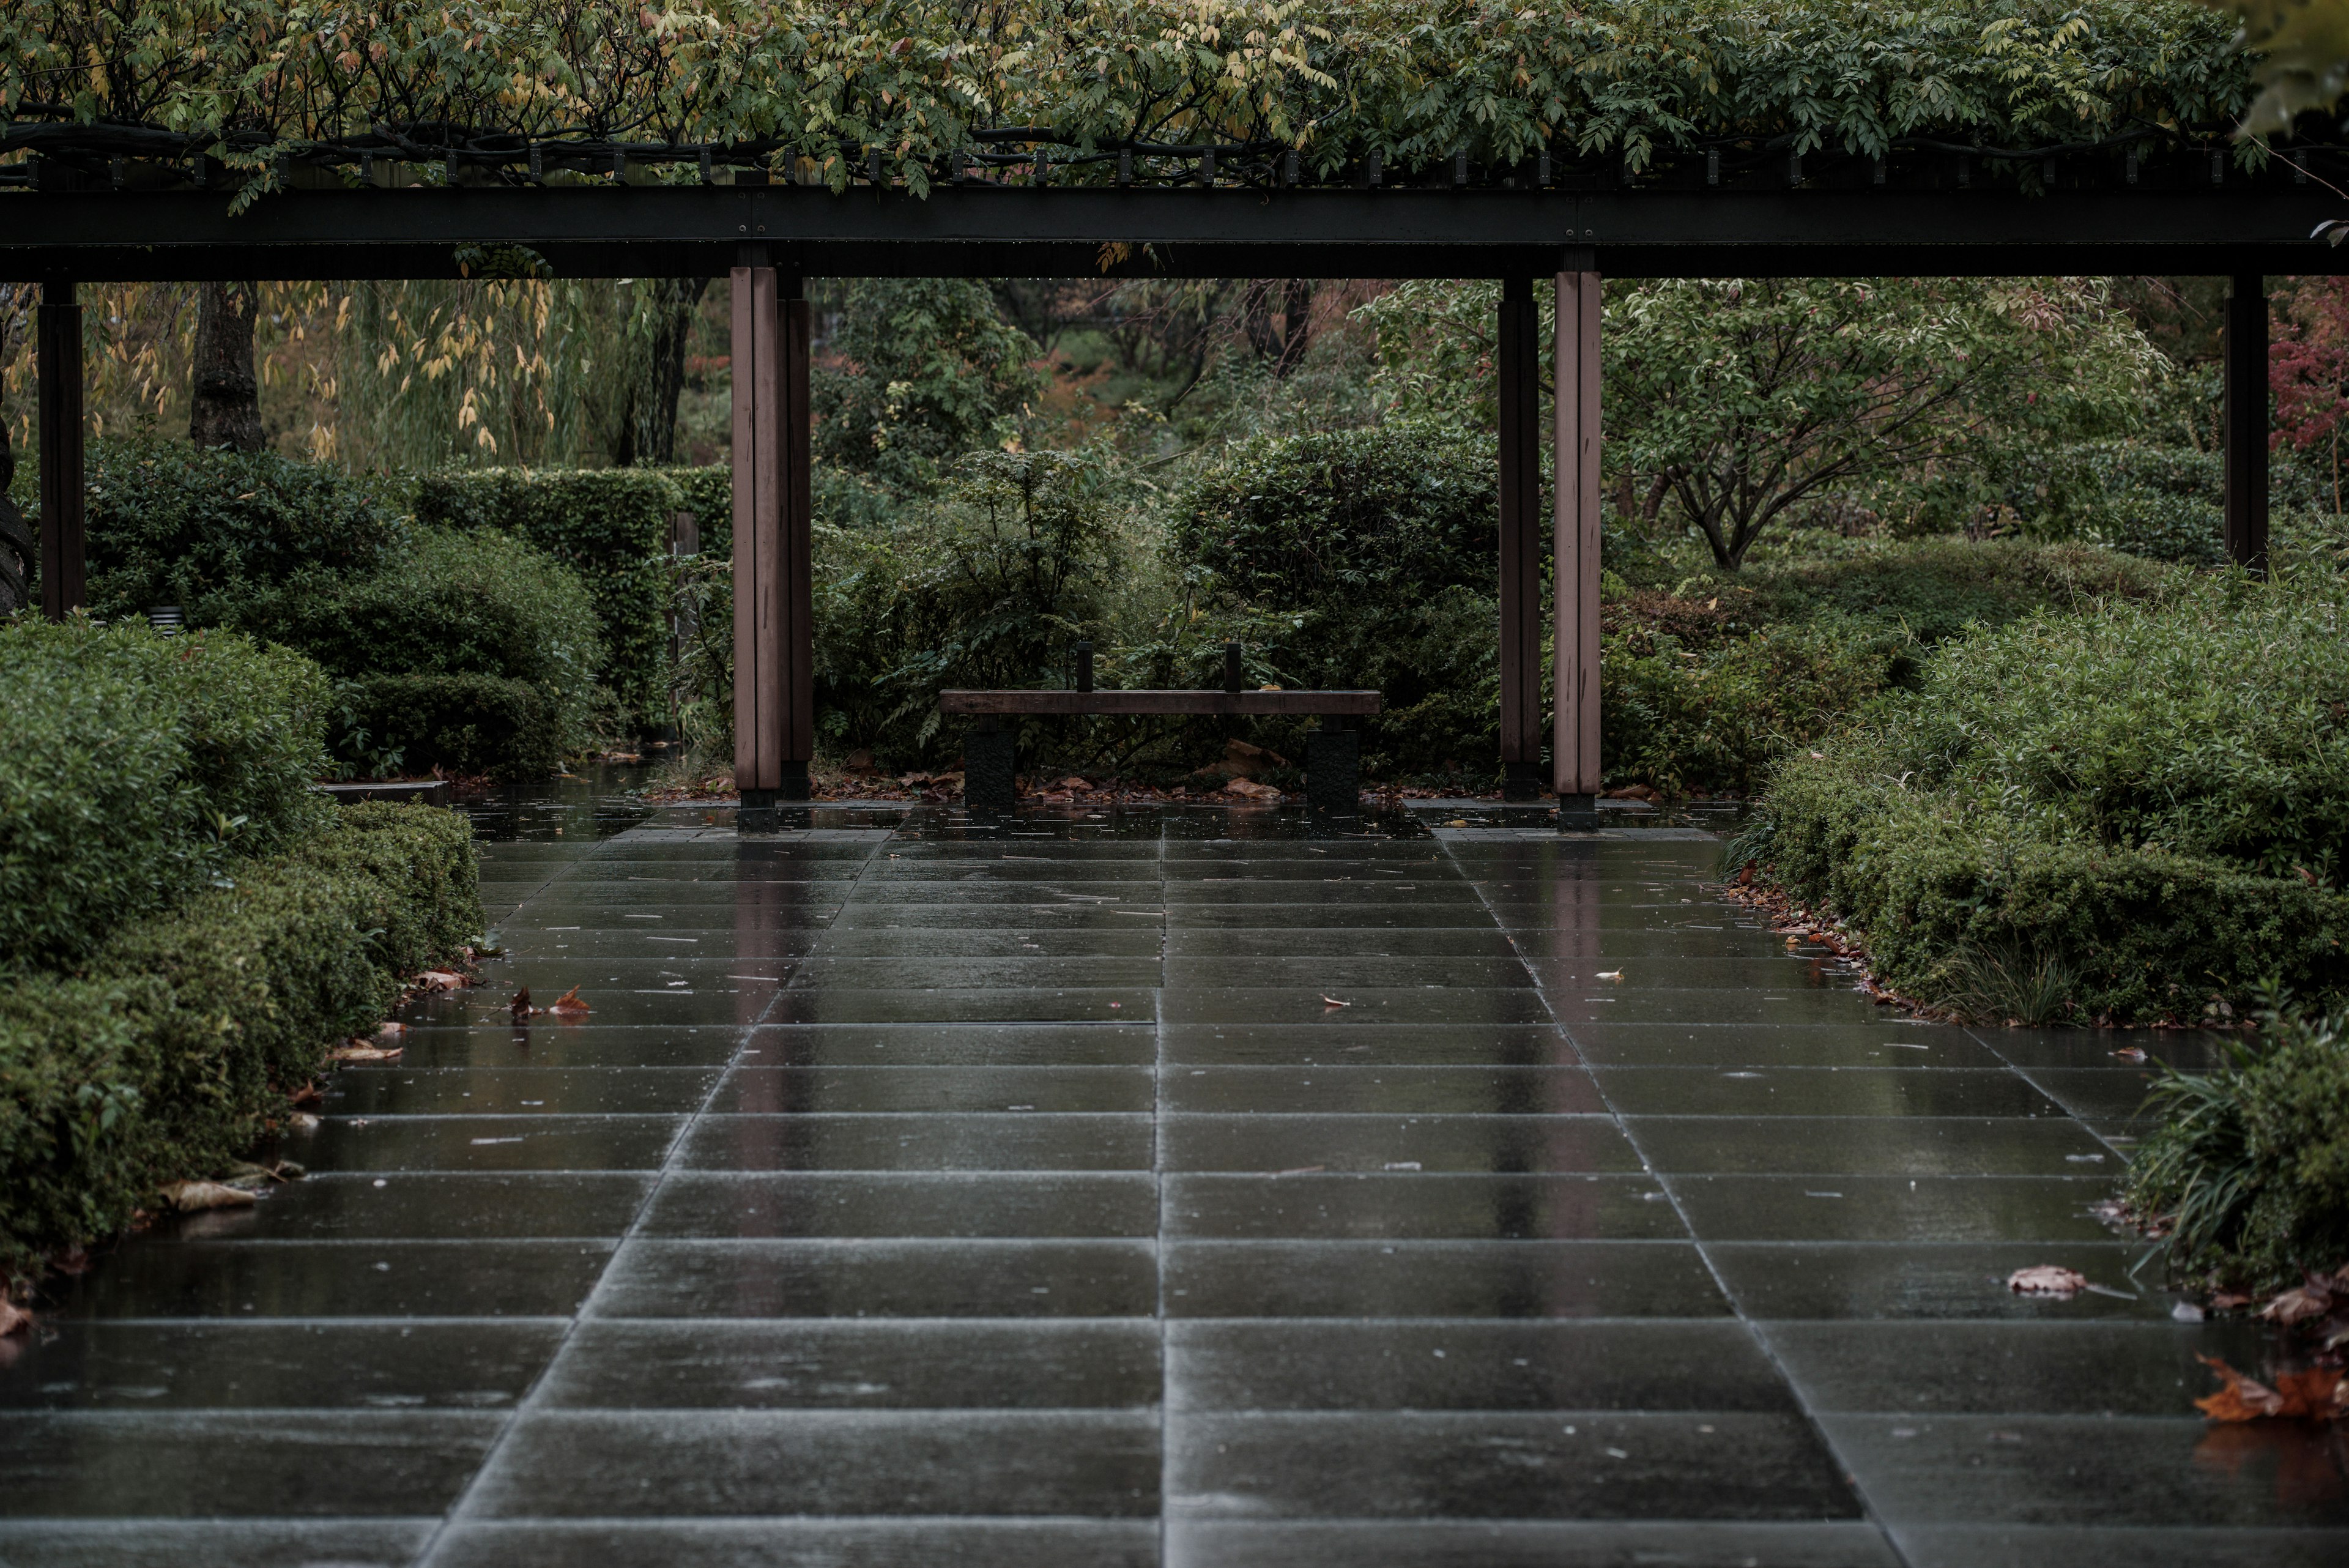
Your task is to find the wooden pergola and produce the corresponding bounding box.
[8,176,2335,816]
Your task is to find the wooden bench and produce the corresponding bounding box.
[940,643,1380,812]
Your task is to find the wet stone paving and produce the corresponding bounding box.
[4,789,2348,1567]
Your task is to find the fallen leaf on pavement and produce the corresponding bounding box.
[286,1112,321,1132]
[1225,778,1282,800]
[158,1180,257,1213]
[2008,1265,2089,1296]
[288,1082,322,1107]
[374,1021,408,1042]
[416,970,471,992]
[1596,970,1624,981]
[328,1042,402,1063]
[2262,1271,2345,1325]
[1321,995,1352,1008]
[2195,1355,2349,1422]
[1057,776,1093,791]
[2112,1046,2148,1063]
[547,985,592,1017]
[510,988,536,1022]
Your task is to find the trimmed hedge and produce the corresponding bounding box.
[256,526,604,777]
[82,439,402,626]
[0,802,481,1282]
[415,467,685,727]
[0,619,332,975]
[1745,573,2349,1023]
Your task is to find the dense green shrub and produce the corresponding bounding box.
[2128,998,2349,1290]
[252,527,603,775]
[1745,573,2349,1022]
[0,619,332,975]
[82,439,403,625]
[0,803,480,1282]
[813,278,1046,496]
[415,466,681,726]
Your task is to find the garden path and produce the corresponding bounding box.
[2,796,2347,1567]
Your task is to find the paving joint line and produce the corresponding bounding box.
[1439,834,1918,1568]
[406,823,897,1567]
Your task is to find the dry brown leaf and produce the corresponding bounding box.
[328,1043,401,1063]
[416,970,471,992]
[2212,1290,2260,1311]
[1057,776,1094,791]
[1225,778,1282,800]
[2262,1279,2341,1325]
[547,985,592,1017]
[2195,1355,2349,1422]
[1596,970,1624,981]
[287,1112,322,1132]
[1321,995,1353,1008]
[374,1021,409,1042]
[509,988,536,1022]
[159,1180,257,1213]
[288,1082,323,1107]
[2008,1265,2088,1296]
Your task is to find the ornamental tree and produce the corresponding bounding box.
[1606,277,2162,568]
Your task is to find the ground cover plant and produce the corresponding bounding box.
[0,619,482,1284]
[1730,566,2349,1025]
[2128,994,2349,1293]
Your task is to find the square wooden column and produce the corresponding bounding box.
[731,262,815,806]
[1553,269,1602,830]
[2224,273,2269,575]
[1497,276,1545,800]
[38,281,86,620]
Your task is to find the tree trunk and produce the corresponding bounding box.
[1277,280,1313,376]
[644,277,712,465]
[190,281,265,451]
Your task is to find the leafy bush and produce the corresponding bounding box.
[414,466,680,726]
[2128,996,2349,1290]
[0,802,480,1282]
[813,278,1046,496]
[0,619,332,975]
[251,527,603,775]
[1746,572,2349,1022]
[82,439,403,625]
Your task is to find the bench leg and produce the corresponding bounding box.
[1556,792,1599,832]
[1305,726,1360,814]
[964,722,1017,812]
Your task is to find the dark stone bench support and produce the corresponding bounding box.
[965,717,1019,813]
[1305,722,1360,814]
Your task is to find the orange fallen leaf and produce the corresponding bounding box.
[2008,1265,2088,1296]
[547,985,592,1017]
[1321,995,1353,1008]
[2195,1355,2349,1422]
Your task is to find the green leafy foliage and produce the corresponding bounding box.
[0,803,480,1283]
[0,617,332,975]
[82,438,402,625]
[1606,278,2161,568]
[2128,992,2349,1289]
[2,2,2254,196]
[414,466,676,727]
[1750,570,2349,1022]
[254,527,603,776]
[814,280,1047,497]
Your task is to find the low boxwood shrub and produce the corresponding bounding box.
[0,619,332,975]
[415,466,683,727]
[1743,571,2349,1023]
[82,439,403,626]
[2128,997,2349,1290]
[251,527,603,776]
[0,802,480,1282]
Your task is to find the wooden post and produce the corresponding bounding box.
[1497,276,1543,800]
[2224,273,2269,574]
[730,261,814,808]
[37,280,86,620]
[1553,267,1602,830]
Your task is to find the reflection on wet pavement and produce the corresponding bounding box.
[2,776,2344,1567]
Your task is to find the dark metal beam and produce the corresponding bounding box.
[2224,274,2271,574]
[36,281,84,619]
[6,187,2347,280]
[1496,275,1543,798]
